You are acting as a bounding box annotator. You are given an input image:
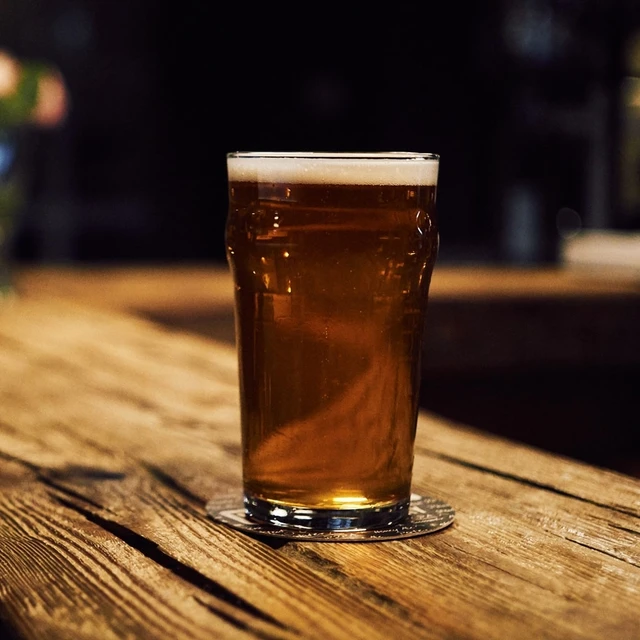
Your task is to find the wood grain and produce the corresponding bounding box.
[13,263,640,314]
[13,264,640,371]
[0,297,639,639]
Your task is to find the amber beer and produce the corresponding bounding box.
[226,152,439,530]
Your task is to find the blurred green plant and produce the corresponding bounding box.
[0,50,67,295]
[0,63,45,126]
[0,49,67,128]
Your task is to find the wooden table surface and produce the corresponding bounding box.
[14,263,640,371]
[1,267,639,639]
[13,262,640,313]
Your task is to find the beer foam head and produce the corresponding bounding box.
[227,152,439,186]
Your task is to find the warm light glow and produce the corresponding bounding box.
[32,70,68,127]
[0,49,68,127]
[0,51,19,98]
[332,496,367,505]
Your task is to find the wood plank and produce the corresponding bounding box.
[0,460,262,640]
[0,300,437,638]
[429,265,640,299]
[13,266,234,317]
[420,416,640,516]
[13,264,640,319]
[1,298,639,639]
[13,264,640,370]
[1,455,418,640]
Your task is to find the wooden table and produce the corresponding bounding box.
[14,263,640,472]
[14,263,640,370]
[1,267,639,639]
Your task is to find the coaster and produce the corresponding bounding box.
[206,493,455,542]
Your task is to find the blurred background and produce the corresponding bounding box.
[1,0,640,265]
[1,0,639,473]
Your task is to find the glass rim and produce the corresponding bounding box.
[227,151,439,161]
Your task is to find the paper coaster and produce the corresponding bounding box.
[206,493,455,542]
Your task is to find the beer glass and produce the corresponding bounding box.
[225,152,439,531]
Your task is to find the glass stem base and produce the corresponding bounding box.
[243,493,410,531]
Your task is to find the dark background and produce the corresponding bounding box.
[1,1,639,475]
[1,0,640,266]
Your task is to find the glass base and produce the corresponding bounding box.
[243,493,410,531]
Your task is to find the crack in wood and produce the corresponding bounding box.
[41,478,112,513]
[608,523,640,536]
[140,466,295,551]
[191,595,253,635]
[142,463,206,507]
[46,466,127,481]
[0,449,39,472]
[0,449,118,514]
[51,495,289,632]
[441,537,584,594]
[193,596,298,639]
[566,537,640,567]
[423,450,639,518]
[291,548,412,617]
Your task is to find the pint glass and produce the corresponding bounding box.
[225,152,439,530]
